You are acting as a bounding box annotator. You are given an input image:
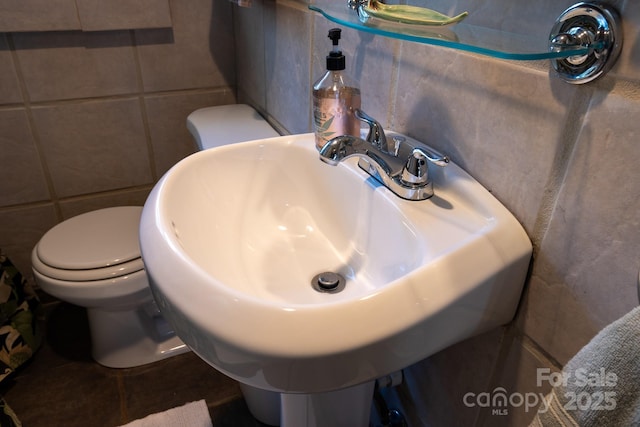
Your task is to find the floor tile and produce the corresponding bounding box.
[0,302,252,426]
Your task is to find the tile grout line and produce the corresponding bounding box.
[129,29,158,182]
[387,38,402,129]
[0,87,234,111]
[117,372,129,424]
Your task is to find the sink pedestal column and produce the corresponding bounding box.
[280,381,375,427]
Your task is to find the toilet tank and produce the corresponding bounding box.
[187,104,280,150]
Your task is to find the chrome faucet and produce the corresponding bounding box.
[318,109,449,201]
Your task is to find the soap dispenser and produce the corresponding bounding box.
[313,28,362,150]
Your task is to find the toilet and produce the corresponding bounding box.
[30,104,278,369]
[31,205,188,368]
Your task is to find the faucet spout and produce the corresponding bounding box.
[317,110,448,201]
[318,135,394,176]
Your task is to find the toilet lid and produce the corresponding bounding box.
[37,206,143,271]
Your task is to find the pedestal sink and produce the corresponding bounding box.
[139,132,531,426]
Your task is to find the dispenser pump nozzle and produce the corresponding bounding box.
[328,28,341,51]
[326,28,345,71]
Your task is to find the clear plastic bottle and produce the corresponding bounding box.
[313,28,362,151]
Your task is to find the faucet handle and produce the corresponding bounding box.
[401,147,449,186]
[354,109,391,153]
[415,146,449,167]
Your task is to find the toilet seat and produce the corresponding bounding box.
[33,206,144,282]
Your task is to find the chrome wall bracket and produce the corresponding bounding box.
[549,2,623,84]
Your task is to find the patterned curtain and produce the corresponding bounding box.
[0,251,43,427]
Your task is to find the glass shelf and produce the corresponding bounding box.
[309,4,591,61]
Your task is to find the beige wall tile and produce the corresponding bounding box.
[76,0,172,31]
[0,0,80,32]
[264,1,311,134]
[615,1,640,82]
[59,188,152,219]
[0,204,58,280]
[477,336,557,426]
[144,90,236,177]
[1,0,239,285]
[0,35,23,105]
[13,31,138,102]
[135,0,234,92]
[520,88,640,364]
[518,275,599,366]
[32,99,153,197]
[0,108,50,207]
[234,0,268,110]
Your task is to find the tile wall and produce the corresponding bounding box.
[0,0,236,276]
[235,0,640,425]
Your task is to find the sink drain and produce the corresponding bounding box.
[311,272,346,293]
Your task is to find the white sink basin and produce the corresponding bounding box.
[139,133,531,394]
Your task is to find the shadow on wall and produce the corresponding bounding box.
[351,30,376,83]
[209,0,236,89]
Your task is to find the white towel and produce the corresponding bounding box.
[120,400,212,427]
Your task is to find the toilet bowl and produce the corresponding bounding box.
[31,206,189,368]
